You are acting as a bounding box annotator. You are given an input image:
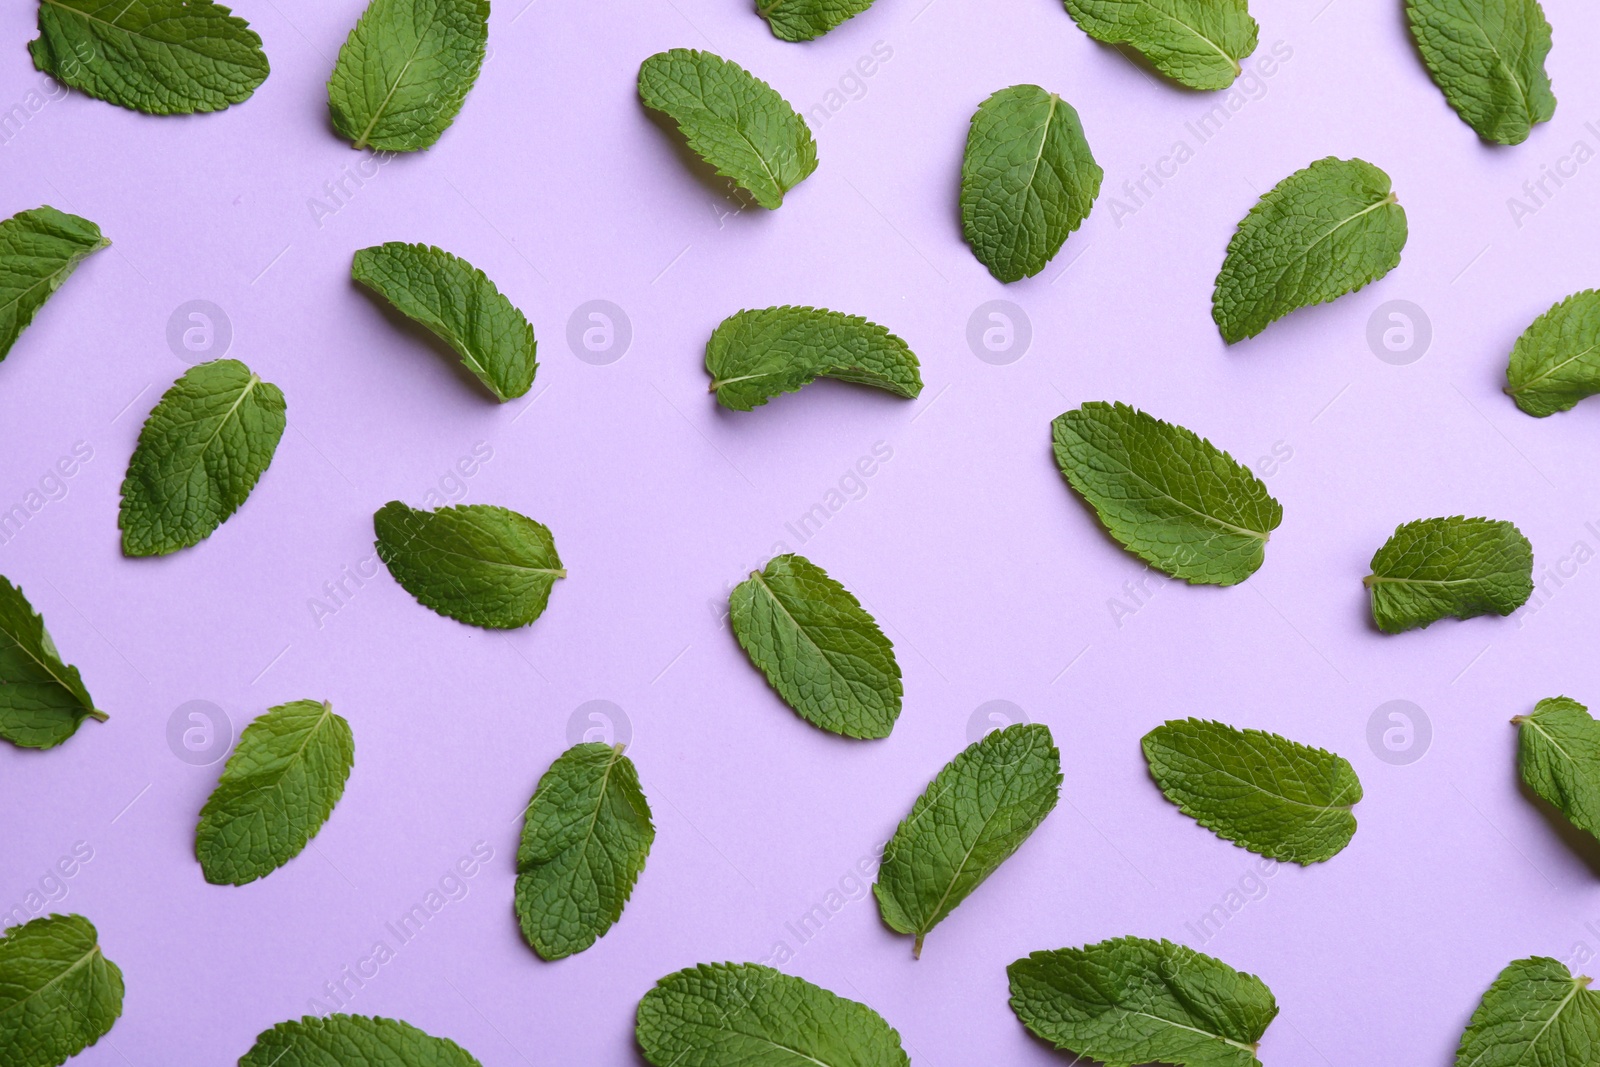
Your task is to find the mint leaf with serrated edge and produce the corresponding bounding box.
[327,0,488,152]
[961,84,1102,283]
[1407,0,1555,146]
[636,962,910,1067]
[0,576,105,750]
[239,1014,484,1067]
[875,723,1061,957]
[1142,718,1362,864]
[1363,516,1533,633]
[638,49,818,210]
[729,554,902,739]
[1506,290,1600,417]
[1455,957,1600,1067]
[118,359,286,557]
[1514,696,1600,849]
[1008,935,1278,1067]
[758,0,877,41]
[516,742,655,961]
[0,914,124,1067]
[1051,401,1281,586]
[1061,0,1258,90]
[705,306,922,411]
[1212,156,1406,343]
[0,206,108,364]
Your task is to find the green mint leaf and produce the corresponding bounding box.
[1142,718,1362,865]
[637,49,818,210]
[515,742,655,961]
[118,359,286,557]
[705,306,922,411]
[728,554,902,739]
[327,0,488,152]
[195,700,354,886]
[1061,0,1258,90]
[1514,696,1600,848]
[1506,289,1600,417]
[240,1014,484,1067]
[1008,935,1278,1067]
[636,962,910,1067]
[0,205,108,364]
[1051,401,1281,586]
[30,0,269,115]
[1363,516,1533,634]
[1455,957,1600,1067]
[0,914,124,1067]
[374,501,565,629]
[352,242,537,402]
[0,576,105,750]
[875,723,1061,957]
[758,0,877,41]
[961,84,1102,283]
[1406,0,1555,146]
[1211,156,1406,343]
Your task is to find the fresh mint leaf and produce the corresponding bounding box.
[1455,957,1600,1067]
[1514,696,1600,848]
[327,0,489,152]
[374,501,565,629]
[638,49,818,210]
[1008,935,1278,1067]
[1061,0,1258,90]
[118,359,286,557]
[240,1014,484,1067]
[1212,156,1406,343]
[875,723,1061,957]
[0,914,124,1067]
[758,0,877,41]
[516,742,655,961]
[1051,401,1281,585]
[728,554,901,739]
[1142,718,1362,864]
[1407,0,1555,145]
[1363,516,1533,633]
[1506,290,1600,417]
[0,576,105,750]
[0,205,108,364]
[30,0,269,115]
[636,962,910,1067]
[706,306,922,411]
[961,84,1102,283]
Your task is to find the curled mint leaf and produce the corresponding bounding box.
[1506,289,1600,417]
[705,306,922,411]
[0,914,124,1067]
[1406,0,1555,145]
[1364,516,1533,633]
[239,1014,484,1066]
[1455,957,1600,1067]
[1514,696,1600,848]
[0,205,108,364]
[1061,0,1258,90]
[0,576,105,750]
[758,0,877,41]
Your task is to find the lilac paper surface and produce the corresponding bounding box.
[4,0,1600,1063]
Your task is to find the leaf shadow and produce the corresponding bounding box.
[349,278,500,402]
[1516,776,1600,878]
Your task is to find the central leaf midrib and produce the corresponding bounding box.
[1134,0,1238,70]
[750,571,871,717]
[1080,432,1270,543]
[0,936,101,1023]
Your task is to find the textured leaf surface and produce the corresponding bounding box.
[875,723,1061,956]
[516,742,654,960]
[1515,696,1600,847]
[729,554,901,739]
[961,84,1102,283]
[30,0,269,115]
[0,914,123,1067]
[1051,402,1281,586]
[1506,290,1600,417]
[1363,516,1533,633]
[1407,0,1555,145]
[1212,156,1406,343]
[1455,957,1600,1067]
[0,577,104,750]
[758,0,876,41]
[1008,936,1278,1067]
[239,1014,484,1067]
[706,306,922,411]
[1142,719,1362,864]
[636,962,910,1067]
[1061,0,1258,90]
[118,359,286,556]
[195,700,353,886]
[374,502,565,629]
[327,0,488,152]
[0,206,108,363]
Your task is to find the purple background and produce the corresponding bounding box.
[5,0,1600,1063]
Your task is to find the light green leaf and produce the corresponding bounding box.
[729,554,901,739]
[1406,0,1555,145]
[1455,957,1600,1067]
[961,84,1102,283]
[0,914,124,1067]
[30,0,269,115]
[757,0,877,41]
[515,742,655,961]
[1061,0,1258,90]
[1051,401,1281,586]
[374,501,565,629]
[1212,156,1407,343]
[118,359,286,557]
[0,206,108,364]
[1142,718,1362,864]
[705,306,922,411]
[636,962,910,1067]
[239,1014,484,1067]
[1514,696,1600,848]
[1506,290,1600,417]
[1363,516,1533,634]
[638,49,818,210]
[195,700,354,886]
[875,723,1061,957]
[1008,936,1278,1067]
[327,0,489,152]
[0,576,105,750]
